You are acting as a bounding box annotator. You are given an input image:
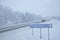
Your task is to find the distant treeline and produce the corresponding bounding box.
[0,5,42,26]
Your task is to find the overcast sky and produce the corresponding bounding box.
[1,0,60,18]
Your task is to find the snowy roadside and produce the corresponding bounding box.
[0,19,60,40]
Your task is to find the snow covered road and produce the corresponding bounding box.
[0,19,60,40]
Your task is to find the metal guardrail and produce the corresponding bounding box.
[0,23,28,33]
[0,20,43,33]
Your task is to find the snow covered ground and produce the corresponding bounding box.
[0,19,60,40]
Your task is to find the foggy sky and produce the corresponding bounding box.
[1,0,60,18]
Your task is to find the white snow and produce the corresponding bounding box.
[0,19,60,40]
